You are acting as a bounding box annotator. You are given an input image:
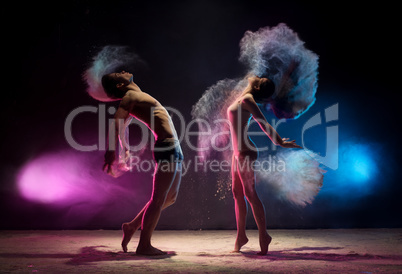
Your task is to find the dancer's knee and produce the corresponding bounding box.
[244,185,258,202]
[149,195,167,208]
[165,191,178,207]
[232,187,244,200]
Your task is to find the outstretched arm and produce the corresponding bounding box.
[242,95,302,148]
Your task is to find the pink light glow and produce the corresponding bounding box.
[18,152,83,203]
[16,150,148,227]
[17,151,112,205]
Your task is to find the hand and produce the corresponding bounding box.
[103,151,116,176]
[280,138,302,149]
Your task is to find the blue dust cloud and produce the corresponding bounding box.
[239,23,319,119]
[256,149,324,207]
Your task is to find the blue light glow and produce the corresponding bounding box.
[340,144,378,182]
[344,144,377,182]
[322,142,380,198]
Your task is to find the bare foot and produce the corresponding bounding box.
[233,235,249,252]
[257,233,272,255]
[121,223,136,253]
[136,245,167,256]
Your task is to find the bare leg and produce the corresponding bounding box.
[231,155,248,252]
[136,162,177,255]
[164,162,182,208]
[237,155,271,255]
[121,165,182,253]
[121,202,148,252]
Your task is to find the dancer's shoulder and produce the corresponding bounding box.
[240,94,256,105]
[122,90,160,109]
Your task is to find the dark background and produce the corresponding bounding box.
[1,0,401,229]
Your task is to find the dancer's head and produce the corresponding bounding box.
[248,75,275,103]
[101,71,133,99]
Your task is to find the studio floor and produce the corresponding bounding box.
[0,229,401,273]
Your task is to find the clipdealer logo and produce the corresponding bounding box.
[301,103,339,170]
[64,103,339,171]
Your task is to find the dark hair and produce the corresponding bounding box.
[253,78,275,103]
[101,74,126,99]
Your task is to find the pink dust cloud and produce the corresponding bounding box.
[16,150,136,206]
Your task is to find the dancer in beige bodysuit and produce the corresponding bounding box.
[227,75,301,255]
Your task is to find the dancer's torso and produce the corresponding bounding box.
[123,90,177,141]
[227,96,257,155]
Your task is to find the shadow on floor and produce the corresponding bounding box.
[196,246,402,262]
[240,246,402,261]
[2,245,401,265]
[0,245,176,265]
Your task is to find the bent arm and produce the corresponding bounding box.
[112,107,131,151]
[103,102,131,174]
